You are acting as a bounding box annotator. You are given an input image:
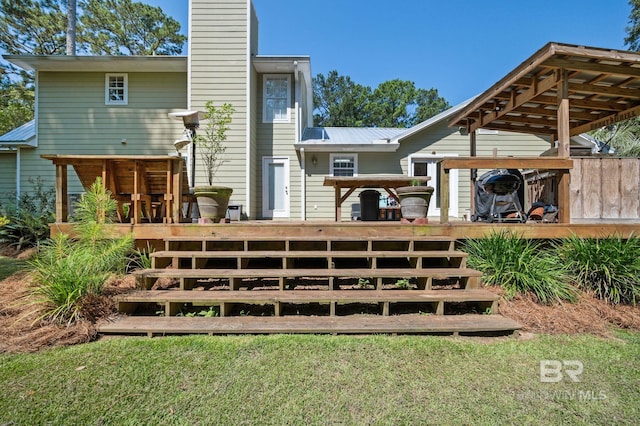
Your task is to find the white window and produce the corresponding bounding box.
[105,73,128,105]
[330,153,358,177]
[263,75,290,123]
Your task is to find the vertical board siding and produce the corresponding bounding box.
[569,158,640,220]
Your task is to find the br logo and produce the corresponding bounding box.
[540,360,583,383]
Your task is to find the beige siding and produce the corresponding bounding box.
[190,0,248,208]
[21,71,187,195]
[0,152,16,202]
[304,122,551,221]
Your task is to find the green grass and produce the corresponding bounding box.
[1,333,638,425]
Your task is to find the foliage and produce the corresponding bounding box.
[395,278,412,289]
[79,0,186,55]
[463,230,577,304]
[313,70,450,128]
[590,117,640,157]
[194,101,235,186]
[0,178,55,250]
[625,0,640,51]
[28,178,134,324]
[556,234,640,305]
[0,72,34,134]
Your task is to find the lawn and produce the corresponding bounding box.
[1,332,638,425]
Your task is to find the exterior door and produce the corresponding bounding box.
[262,156,290,218]
[409,154,458,218]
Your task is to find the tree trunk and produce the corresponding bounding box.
[66,0,77,55]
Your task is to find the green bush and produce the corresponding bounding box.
[556,234,640,305]
[0,178,55,249]
[29,178,134,324]
[462,230,577,304]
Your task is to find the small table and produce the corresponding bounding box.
[42,155,190,224]
[323,176,430,222]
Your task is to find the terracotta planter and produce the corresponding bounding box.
[396,185,434,219]
[193,186,233,221]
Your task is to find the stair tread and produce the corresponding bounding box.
[135,267,483,278]
[117,289,499,303]
[164,235,455,242]
[98,314,521,335]
[151,250,468,258]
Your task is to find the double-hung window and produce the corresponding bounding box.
[263,75,290,123]
[330,154,358,177]
[105,73,128,105]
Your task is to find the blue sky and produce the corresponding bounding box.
[42,1,640,106]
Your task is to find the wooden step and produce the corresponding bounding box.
[150,250,468,269]
[134,267,483,291]
[164,236,456,252]
[117,289,499,316]
[98,314,521,336]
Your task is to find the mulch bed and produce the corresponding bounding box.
[1,247,639,353]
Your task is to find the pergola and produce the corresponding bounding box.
[448,42,640,223]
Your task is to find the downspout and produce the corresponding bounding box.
[15,147,20,202]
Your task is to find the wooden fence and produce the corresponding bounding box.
[525,157,640,221]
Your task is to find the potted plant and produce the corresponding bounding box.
[193,101,235,222]
[396,178,434,220]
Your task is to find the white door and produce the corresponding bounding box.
[262,157,290,218]
[409,154,458,218]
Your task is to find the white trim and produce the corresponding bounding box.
[408,153,459,218]
[15,147,20,201]
[105,73,128,105]
[262,156,290,218]
[300,148,306,220]
[330,153,358,177]
[262,74,291,123]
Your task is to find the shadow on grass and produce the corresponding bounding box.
[0,256,25,281]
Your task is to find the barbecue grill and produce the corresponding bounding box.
[472,169,526,223]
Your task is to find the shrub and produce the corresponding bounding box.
[556,234,640,305]
[463,230,577,304]
[29,178,134,324]
[0,177,55,249]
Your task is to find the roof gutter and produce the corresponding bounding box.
[293,143,400,153]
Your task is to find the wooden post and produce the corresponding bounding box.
[55,163,68,223]
[439,161,450,223]
[469,129,477,218]
[557,69,571,223]
[335,186,342,222]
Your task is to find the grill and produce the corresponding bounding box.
[472,169,526,223]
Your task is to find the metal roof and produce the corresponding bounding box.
[3,55,187,72]
[297,127,404,152]
[449,42,640,137]
[0,119,36,148]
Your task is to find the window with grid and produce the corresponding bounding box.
[263,75,290,122]
[105,73,128,105]
[330,154,358,177]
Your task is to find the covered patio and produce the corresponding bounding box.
[448,42,640,224]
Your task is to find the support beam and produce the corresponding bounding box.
[557,69,571,224]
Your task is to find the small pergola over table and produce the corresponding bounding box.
[42,155,190,224]
[448,42,640,223]
[323,176,430,222]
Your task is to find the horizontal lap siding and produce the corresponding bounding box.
[24,72,187,195]
[0,153,16,201]
[190,0,248,205]
[305,122,550,221]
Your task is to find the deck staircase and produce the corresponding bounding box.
[98,233,521,336]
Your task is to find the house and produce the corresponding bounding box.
[1,0,553,221]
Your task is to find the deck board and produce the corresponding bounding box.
[98,314,521,335]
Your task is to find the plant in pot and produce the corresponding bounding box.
[193,101,235,222]
[396,178,434,220]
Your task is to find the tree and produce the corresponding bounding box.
[0,72,34,135]
[0,0,67,56]
[625,0,640,51]
[80,0,186,55]
[313,71,450,128]
[313,71,372,127]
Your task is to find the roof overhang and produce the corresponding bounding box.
[448,42,640,137]
[0,120,36,148]
[294,142,400,153]
[3,55,187,72]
